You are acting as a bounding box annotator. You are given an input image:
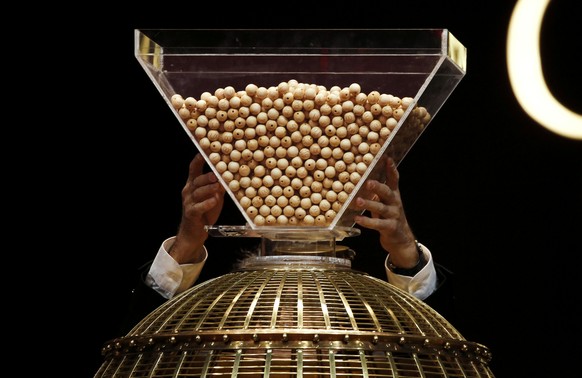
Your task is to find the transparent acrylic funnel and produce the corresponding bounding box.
[135,29,466,240]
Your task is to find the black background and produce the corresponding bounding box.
[53,1,581,376]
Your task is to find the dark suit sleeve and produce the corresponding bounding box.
[423,263,457,324]
[117,261,167,336]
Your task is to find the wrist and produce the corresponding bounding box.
[387,240,427,276]
[168,235,206,265]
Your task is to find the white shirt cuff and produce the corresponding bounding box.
[145,236,207,299]
[385,242,437,300]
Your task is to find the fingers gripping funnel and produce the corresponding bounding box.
[135,29,466,240]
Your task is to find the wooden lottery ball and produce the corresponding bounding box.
[250,177,262,189]
[259,205,271,217]
[301,135,313,147]
[326,190,338,202]
[309,205,321,217]
[291,131,303,143]
[269,135,281,148]
[296,167,308,179]
[265,157,277,169]
[350,172,361,184]
[228,180,240,192]
[209,152,221,165]
[276,147,287,158]
[289,195,301,208]
[277,196,289,208]
[239,196,252,209]
[324,166,336,179]
[244,153,256,165]
[379,127,391,139]
[348,83,361,96]
[251,196,263,208]
[276,159,289,170]
[171,94,185,109]
[367,131,379,143]
[307,192,321,206]
[234,139,246,151]
[270,205,283,217]
[222,171,234,183]
[245,186,257,199]
[311,181,323,193]
[315,215,327,226]
[294,111,306,123]
[246,139,259,151]
[303,215,315,225]
[262,175,274,188]
[300,198,312,210]
[325,209,337,221]
[338,191,349,203]
[279,176,291,188]
[344,182,355,193]
[334,160,346,173]
[215,161,227,174]
[254,165,266,177]
[252,150,265,162]
[227,161,240,173]
[321,178,332,190]
[258,186,270,198]
[239,177,251,188]
[283,205,295,217]
[207,130,220,142]
[263,146,275,158]
[287,146,299,159]
[246,206,258,218]
[393,108,404,120]
[277,127,290,142]
[271,185,283,198]
[264,195,277,207]
[254,214,266,226]
[370,143,382,155]
[295,207,306,220]
[234,117,246,129]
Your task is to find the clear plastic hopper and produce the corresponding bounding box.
[135,29,466,242]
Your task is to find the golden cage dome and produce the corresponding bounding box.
[96,253,493,377]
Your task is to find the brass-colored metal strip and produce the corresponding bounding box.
[359,350,369,378]
[342,277,382,331]
[313,272,332,329]
[219,273,263,330]
[231,349,242,377]
[271,271,288,328]
[264,349,272,377]
[324,271,358,330]
[297,273,304,329]
[244,270,275,329]
[412,352,427,378]
[329,350,336,378]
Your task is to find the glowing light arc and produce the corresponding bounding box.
[507,0,582,140]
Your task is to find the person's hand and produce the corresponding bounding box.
[169,154,225,264]
[353,158,420,269]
